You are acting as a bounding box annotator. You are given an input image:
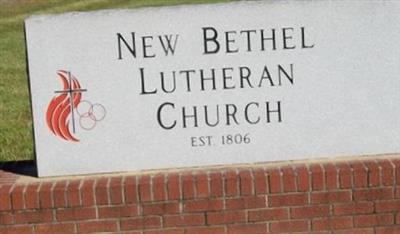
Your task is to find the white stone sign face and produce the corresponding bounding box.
[25,1,400,177]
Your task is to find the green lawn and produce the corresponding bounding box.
[0,0,229,161]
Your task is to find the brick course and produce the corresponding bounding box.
[0,155,399,233]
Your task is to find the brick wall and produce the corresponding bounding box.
[0,155,400,233]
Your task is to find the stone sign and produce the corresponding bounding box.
[25,1,400,177]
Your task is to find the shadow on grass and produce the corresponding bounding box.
[0,160,37,177]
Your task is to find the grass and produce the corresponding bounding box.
[0,0,229,162]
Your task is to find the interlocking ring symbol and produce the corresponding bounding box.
[76,100,106,130]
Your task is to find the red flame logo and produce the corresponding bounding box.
[46,70,83,142]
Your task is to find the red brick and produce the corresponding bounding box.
[142,202,179,215]
[354,213,394,227]
[312,216,353,231]
[248,208,288,221]
[310,164,324,191]
[209,172,223,197]
[323,163,338,190]
[225,196,266,210]
[38,182,53,209]
[0,172,18,185]
[311,191,351,204]
[375,226,400,234]
[182,173,195,199]
[253,169,268,194]
[109,177,123,204]
[184,199,223,212]
[376,226,400,234]
[268,169,282,193]
[239,170,253,195]
[295,164,310,192]
[207,210,246,224]
[295,231,329,234]
[395,187,400,199]
[282,166,296,192]
[139,175,152,202]
[335,228,374,234]
[0,185,12,211]
[350,161,368,188]
[0,212,14,225]
[291,205,330,218]
[11,184,25,210]
[364,161,380,186]
[80,179,95,206]
[224,170,239,197]
[167,173,181,200]
[66,180,81,207]
[337,163,352,189]
[98,204,138,218]
[269,193,308,207]
[375,200,400,212]
[36,223,75,234]
[392,159,400,185]
[53,181,67,208]
[144,229,184,234]
[186,226,225,234]
[269,220,309,233]
[15,210,52,224]
[6,160,400,234]
[0,225,33,234]
[333,202,374,215]
[353,187,393,201]
[394,185,400,199]
[56,207,96,221]
[95,177,109,205]
[227,223,268,234]
[78,220,118,233]
[121,216,161,230]
[378,159,395,186]
[124,176,138,203]
[195,173,209,198]
[143,232,167,234]
[153,174,166,201]
[164,214,205,227]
